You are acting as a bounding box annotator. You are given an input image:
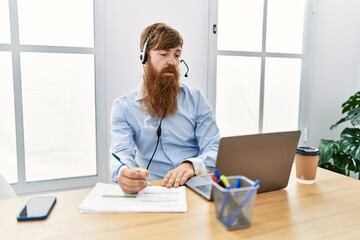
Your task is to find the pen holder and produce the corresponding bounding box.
[212,176,259,230]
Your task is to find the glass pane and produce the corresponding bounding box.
[266,0,306,54]
[218,0,264,52]
[17,0,94,47]
[0,0,11,43]
[21,52,96,181]
[0,52,18,183]
[263,58,301,132]
[216,56,261,137]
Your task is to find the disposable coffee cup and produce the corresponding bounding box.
[295,147,320,184]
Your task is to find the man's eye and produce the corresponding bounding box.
[159,52,167,56]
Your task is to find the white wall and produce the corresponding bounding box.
[306,0,360,147]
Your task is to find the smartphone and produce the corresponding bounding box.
[17,196,57,221]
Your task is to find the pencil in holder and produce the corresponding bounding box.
[212,176,259,230]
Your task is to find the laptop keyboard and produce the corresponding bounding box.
[195,184,212,195]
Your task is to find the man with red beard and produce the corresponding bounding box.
[110,23,220,194]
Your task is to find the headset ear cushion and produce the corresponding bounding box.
[140,51,147,64]
[140,37,149,64]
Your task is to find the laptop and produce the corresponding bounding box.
[185,130,301,200]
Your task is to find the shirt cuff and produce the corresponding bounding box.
[112,164,126,183]
[183,157,207,175]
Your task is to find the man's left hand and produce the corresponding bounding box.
[162,161,195,188]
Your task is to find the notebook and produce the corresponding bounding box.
[185,130,301,200]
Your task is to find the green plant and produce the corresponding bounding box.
[318,91,360,179]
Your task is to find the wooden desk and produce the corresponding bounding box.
[1,165,360,240]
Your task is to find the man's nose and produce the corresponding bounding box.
[166,56,177,66]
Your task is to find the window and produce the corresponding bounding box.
[0,0,106,194]
[209,0,309,137]
[0,51,17,183]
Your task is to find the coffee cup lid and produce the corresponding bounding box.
[296,146,320,156]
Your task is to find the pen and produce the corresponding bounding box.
[234,178,241,189]
[112,153,132,169]
[226,179,260,227]
[214,169,221,181]
[211,173,218,183]
[112,153,151,186]
[220,175,231,188]
[217,185,231,219]
[217,175,232,219]
[233,178,242,198]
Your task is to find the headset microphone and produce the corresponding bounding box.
[180,60,189,77]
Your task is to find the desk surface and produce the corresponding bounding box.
[1,165,360,240]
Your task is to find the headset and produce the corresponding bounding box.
[140,26,156,65]
[139,37,150,64]
[140,39,190,78]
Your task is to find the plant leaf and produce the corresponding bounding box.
[342,91,360,114]
[349,108,360,126]
[332,152,349,173]
[355,160,360,176]
[332,91,360,129]
[340,128,360,160]
[330,117,349,130]
[319,139,340,164]
[346,158,357,172]
[318,161,346,175]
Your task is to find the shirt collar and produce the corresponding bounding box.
[135,81,144,101]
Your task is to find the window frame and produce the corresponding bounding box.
[0,0,107,194]
[208,0,312,142]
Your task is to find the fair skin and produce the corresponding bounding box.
[118,46,195,194]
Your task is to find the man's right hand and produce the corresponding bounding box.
[117,168,149,194]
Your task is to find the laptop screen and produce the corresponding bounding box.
[215,130,301,193]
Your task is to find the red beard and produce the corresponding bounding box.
[142,62,180,118]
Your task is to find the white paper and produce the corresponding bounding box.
[79,182,187,213]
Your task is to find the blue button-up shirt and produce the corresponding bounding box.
[110,82,220,181]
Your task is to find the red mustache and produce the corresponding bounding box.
[161,65,177,75]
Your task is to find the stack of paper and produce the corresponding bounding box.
[79,182,187,213]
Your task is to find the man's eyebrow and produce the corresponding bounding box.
[157,48,182,53]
